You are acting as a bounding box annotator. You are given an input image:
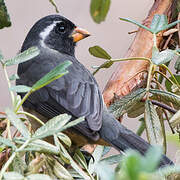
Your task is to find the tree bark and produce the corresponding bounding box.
[103,0,177,107]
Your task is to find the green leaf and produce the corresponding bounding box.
[54,138,91,180]
[9,74,19,81]
[102,146,111,156]
[54,135,70,164]
[163,20,180,33]
[32,61,71,91]
[0,136,16,150]
[4,47,40,66]
[88,145,104,174]
[0,50,3,62]
[61,117,85,131]
[95,161,114,180]
[100,154,122,165]
[175,56,180,73]
[165,74,180,93]
[169,110,180,128]
[150,14,168,34]
[5,108,31,139]
[13,95,22,110]
[127,102,145,118]
[53,160,73,180]
[15,138,59,155]
[12,154,26,175]
[89,46,111,59]
[0,0,11,29]
[27,174,52,180]
[167,134,180,148]
[144,100,163,146]
[3,172,24,180]
[120,17,152,33]
[109,88,146,119]
[74,149,88,170]
[9,85,32,93]
[150,89,180,108]
[120,150,142,180]
[49,0,59,13]
[32,114,71,140]
[142,146,162,172]
[57,132,71,147]
[90,0,111,24]
[136,118,145,136]
[152,49,176,65]
[156,165,180,177]
[152,45,159,61]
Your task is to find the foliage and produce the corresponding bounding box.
[90,14,180,154]
[0,1,180,180]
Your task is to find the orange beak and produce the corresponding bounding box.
[71,27,90,42]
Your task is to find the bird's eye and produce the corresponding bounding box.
[56,22,66,33]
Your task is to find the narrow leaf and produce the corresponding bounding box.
[12,154,26,174]
[53,160,73,180]
[152,49,176,65]
[61,117,85,131]
[13,95,22,110]
[0,0,11,29]
[4,47,40,66]
[57,132,71,147]
[100,154,122,165]
[89,46,111,59]
[54,135,70,164]
[0,50,3,62]
[167,134,180,147]
[0,136,16,150]
[90,0,111,24]
[9,74,19,81]
[144,100,163,146]
[3,172,24,180]
[150,89,180,108]
[120,17,152,33]
[27,174,52,180]
[15,139,59,155]
[95,161,114,180]
[150,14,168,34]
[49,0,59,13]
[109,88,146,119]
[119,150,142,180]
[165,74,180,93]
[74,149,88,170]
[55,139,91,180]
[5,108,31,139]
[169,110,180,128]
[32,61,72,91]
[142,146,162,172]
[32,114,71,140]
[127,102,145,118]
[175,56,180,73]
[9,85,32,93]
[88,145,104,174]
[162,20,180,33]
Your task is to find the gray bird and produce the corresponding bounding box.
[16,14,173,167]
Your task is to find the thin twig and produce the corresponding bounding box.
[162,109,175,134]
[150,100,177,114]
[162,34,173,50]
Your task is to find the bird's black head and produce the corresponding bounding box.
[21,15,90,56]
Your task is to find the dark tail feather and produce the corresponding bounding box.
[99,109,173,167]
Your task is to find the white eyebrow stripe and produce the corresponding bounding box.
[39,21,60,41]
[39,21,60,50]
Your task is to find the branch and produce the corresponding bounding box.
[103,0,176,107]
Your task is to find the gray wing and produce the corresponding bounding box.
[17,52,103,132]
